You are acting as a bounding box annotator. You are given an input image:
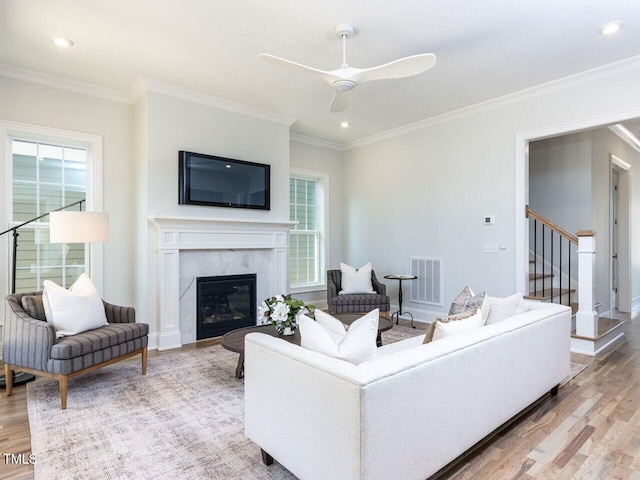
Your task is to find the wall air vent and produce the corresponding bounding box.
[410,257,443,306]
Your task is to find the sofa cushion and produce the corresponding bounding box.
[21,295,47,321]
[424,308,483,343]
[339,262,374,294]
[299,309,378,365]
[330,293,390,311]
[43,273,108,338]
[50,322,149,360]
[483,293,525,324]
[449,285,486,315]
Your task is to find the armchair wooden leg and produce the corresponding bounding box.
[141,347,148,375]
[4,364,13,397]
[261,449,274,466]
[59,376,68,410]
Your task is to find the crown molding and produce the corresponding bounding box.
[0,62,130,104]
[131,77,297,127]
[290,132,343,151]
[609,124,640,154]
[0,63,297,128]
[344,54,640,150]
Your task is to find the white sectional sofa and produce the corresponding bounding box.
[244,300,571,480]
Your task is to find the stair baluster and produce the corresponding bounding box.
[525,206,578,308]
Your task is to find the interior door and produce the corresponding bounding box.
[610,154,631,314]
[611,168,619,311]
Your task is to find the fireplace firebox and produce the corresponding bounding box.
[196,274,256,339]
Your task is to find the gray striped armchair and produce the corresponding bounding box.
[3,292,148,409]
[327,269,390,314]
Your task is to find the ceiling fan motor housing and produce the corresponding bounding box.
[333,79,356,92]
[334,22,354,38]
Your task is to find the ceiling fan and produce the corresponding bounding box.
[259,22,437,113]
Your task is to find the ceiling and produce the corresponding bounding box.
[1,0,640,144]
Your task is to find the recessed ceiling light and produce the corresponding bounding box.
[53,37,74,48]
[340,121,350,128]
[599,21,623,35]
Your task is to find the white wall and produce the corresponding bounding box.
[0,76,134,308]
[289,138,344,308]
[135,88,292,342]
[3,58,640,331]
[529,132,592,234]
[341,59,640,322]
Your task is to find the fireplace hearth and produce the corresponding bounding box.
[197,274,256,339]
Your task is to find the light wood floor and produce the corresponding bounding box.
[1,314,638,480]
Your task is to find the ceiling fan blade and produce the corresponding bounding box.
[329,90,349,113]
[259,53,341,84]
[351,53,437,84]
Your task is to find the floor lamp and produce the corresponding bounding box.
[0,200,109,387]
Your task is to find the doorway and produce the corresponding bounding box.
[610,154,631,314]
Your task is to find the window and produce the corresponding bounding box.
[3,121,103,294]
[289,170,327,291]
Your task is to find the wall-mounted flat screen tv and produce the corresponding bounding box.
[179,151,270,210]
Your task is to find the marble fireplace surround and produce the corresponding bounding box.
[149,216,295,350]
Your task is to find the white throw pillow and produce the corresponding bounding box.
[299,309,379,365]
[339,262,374,294]
[483,293,524,325]
[43,273,108,338]
[432,308,484,341]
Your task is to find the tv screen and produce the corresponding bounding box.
[179,151,270,210]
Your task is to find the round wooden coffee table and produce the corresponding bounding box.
[221,313,392,378]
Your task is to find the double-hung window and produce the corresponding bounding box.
[289,169,327,291]
[4,122,103,293]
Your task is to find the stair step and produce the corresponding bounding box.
[571,317,625,341]
[570,317,625,355]
[524,288,575,301]
[528,272,554,281]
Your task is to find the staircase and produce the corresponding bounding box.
[526,206,624,356]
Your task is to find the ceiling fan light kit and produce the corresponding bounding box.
[259,22,436,113]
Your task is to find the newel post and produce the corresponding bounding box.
[575,230,598,338]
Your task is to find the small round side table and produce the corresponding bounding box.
[384,274,418,328]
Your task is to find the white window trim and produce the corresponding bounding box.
[1,120,104,294]
[289,167,329,294]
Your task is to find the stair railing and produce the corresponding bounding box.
[525,206,578,305]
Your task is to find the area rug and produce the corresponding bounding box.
[27,325,586,480]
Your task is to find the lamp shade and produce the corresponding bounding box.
[49,211,109,243]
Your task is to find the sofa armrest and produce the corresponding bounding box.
[103,301,136,323]
[327,270,340,305]
[371,271,386,296]
[245,333,363,479]
[3,296,55,371]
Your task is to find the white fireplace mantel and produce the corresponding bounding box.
[149,215,296,350]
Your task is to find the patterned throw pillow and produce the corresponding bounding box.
[423,307,481,344]
[483,293,524,324]
[449,286,486,315]
[21,295,47,321]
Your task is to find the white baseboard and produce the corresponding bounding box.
[388,303,442,324]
